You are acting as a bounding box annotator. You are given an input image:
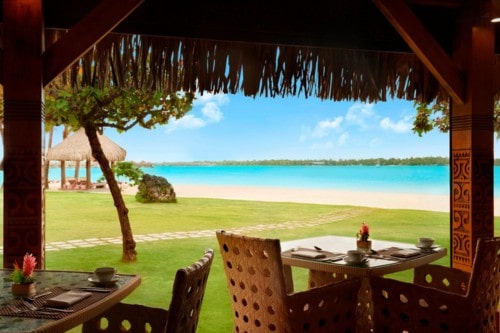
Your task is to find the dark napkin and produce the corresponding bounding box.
[0,287,111,320]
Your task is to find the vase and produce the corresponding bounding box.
[357,240,372,253]
[11,283,36,296]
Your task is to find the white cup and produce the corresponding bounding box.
[418,237,434,248]
[347,250,364,263]
[94,267,116,283]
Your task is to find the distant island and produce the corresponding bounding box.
[50,156,500,168]
[152,157,451,166]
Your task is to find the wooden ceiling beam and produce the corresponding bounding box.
[42,0,144,87]
[374,0,465,104]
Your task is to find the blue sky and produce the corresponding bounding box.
[48,93,498,163]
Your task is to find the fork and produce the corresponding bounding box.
[21,299,74,313]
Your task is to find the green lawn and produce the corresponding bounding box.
[1,191,499,332]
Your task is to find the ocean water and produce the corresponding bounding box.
[44,164,455,195]
[3,164,498,197]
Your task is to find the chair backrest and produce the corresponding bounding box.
[466,237,500,331]
[371,237,500,333]
[165,248,214,333]
[81,249,214,333]
[216,230,291,332]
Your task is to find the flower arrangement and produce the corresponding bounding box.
[357,223,370,242]
[10,253,37,284]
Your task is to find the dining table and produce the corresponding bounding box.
[281,235,447,331]
[0,269,141,333]
[281,235,447,291]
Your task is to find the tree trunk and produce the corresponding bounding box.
[84,125,137,261]
[43,128,53,190]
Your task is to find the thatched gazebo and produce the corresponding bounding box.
[46,128,126,190]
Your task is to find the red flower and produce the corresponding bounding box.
[22,253,37,278]
[11,253,37,284]
[358,223,370,241]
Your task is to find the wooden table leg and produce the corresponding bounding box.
[282,264,294,293]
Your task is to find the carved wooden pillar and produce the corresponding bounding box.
[2,0,45,268]
[450,0,495,271]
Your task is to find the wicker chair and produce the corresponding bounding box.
[216,230,361,333]
[82,249,214,333]
[370,237,500,333]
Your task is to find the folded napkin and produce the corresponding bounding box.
[45,290,92,307]
[291,249,326,259]
[391,249,421,258]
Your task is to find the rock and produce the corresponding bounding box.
[135,174,177,203]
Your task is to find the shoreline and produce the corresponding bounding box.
[48,182,500,215]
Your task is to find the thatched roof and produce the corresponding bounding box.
[36,0,493,105]
[61,35,447,104]
[46,129,126,162]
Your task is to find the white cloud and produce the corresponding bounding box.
[345,103,376,129]
[201,101,224,122]
[166,93,228,132]
[166,114,206,132]
[311,117,343,138]
[379,116,412,133]
[337,132,349,145]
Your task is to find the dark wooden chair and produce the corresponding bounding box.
[82,249,214,333]
[216,230,361,333]
[370,237,500,333]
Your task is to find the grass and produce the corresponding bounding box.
[1,191,499,332]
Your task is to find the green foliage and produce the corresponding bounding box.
[161,157,450,166]
[45,86,195,132]
[112,161,144,186]
[413,100,500,138]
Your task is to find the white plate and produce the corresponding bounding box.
[88,276,119,287]
[344,257,368,265]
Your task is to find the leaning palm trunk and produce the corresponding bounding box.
[84,125,137,262]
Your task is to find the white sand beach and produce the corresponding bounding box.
[173,184,451,212]
[49,181,500,215]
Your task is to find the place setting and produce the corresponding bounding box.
[343,250,369,266]
[415,237,439,253]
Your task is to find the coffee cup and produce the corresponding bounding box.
[418,237,434,248]
[347,250,364,263]
[94,267,116,283]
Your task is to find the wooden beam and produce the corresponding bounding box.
[496,57,500,92]
[374,0,465,104]
[43,0,144,86]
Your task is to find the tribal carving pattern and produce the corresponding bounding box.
[451,150,493,268]
[3,99,44,267]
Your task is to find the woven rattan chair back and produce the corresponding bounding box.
[165,248,214,333]
[82,249,214,333]
[371,237,500,333]
[216,230,360,333]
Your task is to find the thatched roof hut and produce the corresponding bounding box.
[46,129,126,189]
[46,129,126,162]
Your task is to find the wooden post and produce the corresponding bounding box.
[450,0,495,271]
[2,0,45,268]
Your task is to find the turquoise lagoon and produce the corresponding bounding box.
[43,164,480,196]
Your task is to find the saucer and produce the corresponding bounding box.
[344,257,368,265]
[415,244,438,252]
[88,276,119,287]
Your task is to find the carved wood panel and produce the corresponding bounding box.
[451,149,493,270]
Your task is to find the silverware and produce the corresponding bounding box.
[20,300,74,313]
[77,287,111,293]
[24,291,52,302]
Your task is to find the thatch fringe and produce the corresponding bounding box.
[57,33,450,103]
